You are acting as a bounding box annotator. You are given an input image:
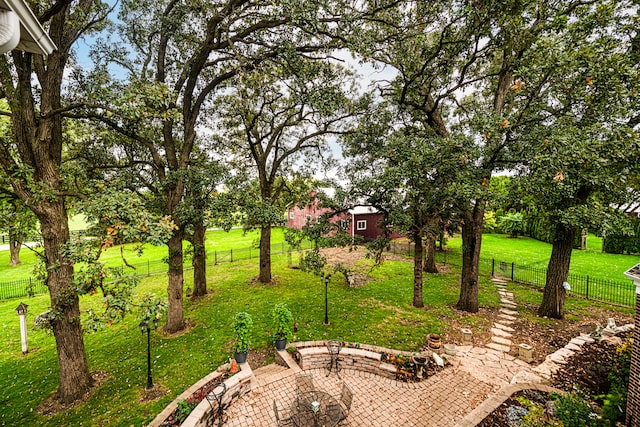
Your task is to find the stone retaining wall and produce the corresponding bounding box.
[291,340,430,380]
[147,362,253,427]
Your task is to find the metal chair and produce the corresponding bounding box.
[273,399,295,426]
[338,383,353,421]
[295,372,315,395]
[326,340,343,377]
[205,381,226,427]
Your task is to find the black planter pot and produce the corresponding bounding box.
[275,338,287,351]
[234,351,248,364]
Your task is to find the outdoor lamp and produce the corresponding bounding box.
[139,316,159,389]
[323,273,332,325]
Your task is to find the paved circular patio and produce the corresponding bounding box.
[224,363,495,426]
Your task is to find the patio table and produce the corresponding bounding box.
[291,390,342,427]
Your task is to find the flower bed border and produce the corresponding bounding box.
[147,362,253,427]
[290,340,436,380]
[455,383,563,427]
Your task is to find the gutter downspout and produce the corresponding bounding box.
[0,9,19,54]
[4,0,56,55]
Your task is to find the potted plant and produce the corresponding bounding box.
[271,303,293,351]
[232,311,253,363]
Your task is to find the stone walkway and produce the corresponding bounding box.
[219,275,600,426]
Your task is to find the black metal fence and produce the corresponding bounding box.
[0,278,48,300]
[0,240,314,300]
[388,241,636,309]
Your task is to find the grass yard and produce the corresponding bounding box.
[445,233,640,282]
[0,227,288,282]
[0,252,500,426]
[0,233,635,426]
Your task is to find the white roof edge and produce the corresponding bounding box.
[6,0,55,55]
[348,205,380,215]
[624,263,640,281]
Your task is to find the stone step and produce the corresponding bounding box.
[486,342,511,352]
[253,364,289,381]
[500,308,518,316]
[491,327,513,338]
[491,336,512,346]
[498,313,517,322]
[493,322,515,332]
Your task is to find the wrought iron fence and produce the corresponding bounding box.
[0,278,48,300]
[0,240,315,300]
[388,241,636,309]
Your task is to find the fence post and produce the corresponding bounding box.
[491,259,495,277]
[511,262,514,281]
[230,249,233,263]
[586,276,589,299]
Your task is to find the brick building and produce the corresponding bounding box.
[625,263,640,426]
[286,190,402,242]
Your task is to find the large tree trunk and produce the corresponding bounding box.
[258,225,272,283]
[413,233,424,308]
[456,201,485,313]
[423,234,438,274]
[191,223,207,298]
[41,210,93,403]
[165,230,185,333]
[0,0,97,405]
[538,224,574,319]
[8,227,22,266]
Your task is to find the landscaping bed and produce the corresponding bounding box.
[478,333,632,426]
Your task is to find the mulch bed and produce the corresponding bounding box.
[478,336,626,426]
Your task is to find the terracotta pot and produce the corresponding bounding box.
[428,333,441,349]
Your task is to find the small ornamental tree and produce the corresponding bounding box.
[271,303,293,342]
[232,312,253,354]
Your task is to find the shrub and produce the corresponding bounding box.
[232,311,253,353]
[271,303,293,341]
[598,336,632,425]
[553,391,597,427]
[497,212,525,238]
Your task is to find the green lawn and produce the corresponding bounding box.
[0,232,635,426]
[0,253,499,426]
[445,233,640,282]
[0,227,288,282]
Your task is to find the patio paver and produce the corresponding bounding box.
[225,366,495,426]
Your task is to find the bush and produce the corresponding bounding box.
[553,391,597,427]
[598,336,632,425]
[232,311,253,353]
[603,218,640,255]
[271,303,293,341]
[497,212,525,238]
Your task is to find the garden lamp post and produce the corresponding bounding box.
[139,316,159,389]
[16,302,28,354]
[321,273,332,325]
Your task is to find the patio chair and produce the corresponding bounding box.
[326,340,343,377]
[338,383,353,421]
[295,372,315,395]
[273,400,295,426]
[205,381,227,427]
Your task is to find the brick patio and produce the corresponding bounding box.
[224,364,495,426]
